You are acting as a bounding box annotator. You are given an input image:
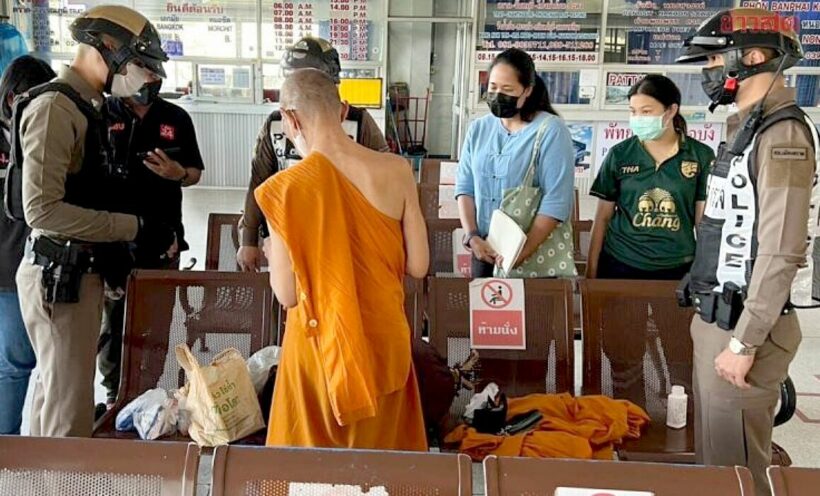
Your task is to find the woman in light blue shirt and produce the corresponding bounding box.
[456,48,575,277]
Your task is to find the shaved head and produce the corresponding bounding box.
[280,68,341,117]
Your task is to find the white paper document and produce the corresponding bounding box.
[438,185,459,219]
[439,161,459,185]
[487,210,527,275]
[288,483,389,496]
[554,488,654,496]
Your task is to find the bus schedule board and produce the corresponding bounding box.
[608,0,734,65]
[478,0,602,64]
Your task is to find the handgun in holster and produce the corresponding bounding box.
[676,273,693,308]
[716,282,745,331]
[30,237,89,304]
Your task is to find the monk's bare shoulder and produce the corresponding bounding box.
[359,148,413,179]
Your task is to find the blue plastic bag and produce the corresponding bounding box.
[0,23,29,75]
[115,388,179,440]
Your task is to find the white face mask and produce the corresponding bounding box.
[285,111,310,157]
[110,62,151,98]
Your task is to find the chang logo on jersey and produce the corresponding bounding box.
[633,188,682,231]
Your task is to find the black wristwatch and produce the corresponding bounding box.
[462,230,481,250]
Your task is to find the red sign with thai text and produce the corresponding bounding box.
[470,279,526,350]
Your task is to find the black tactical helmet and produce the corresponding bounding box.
[70,5,168,79]
[677,8,803,78]
[281,37,342,83]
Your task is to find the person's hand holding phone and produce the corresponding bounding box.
[142,148,186,181]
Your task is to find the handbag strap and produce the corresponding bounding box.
[523,116,552,188]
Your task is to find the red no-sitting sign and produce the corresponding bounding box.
[469,278,526,350]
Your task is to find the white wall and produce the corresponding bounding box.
[387,0,463,157]
[428,23,458,157]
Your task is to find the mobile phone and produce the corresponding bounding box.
[137,147,182,160]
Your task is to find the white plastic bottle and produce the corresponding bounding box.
[666,385,688,429]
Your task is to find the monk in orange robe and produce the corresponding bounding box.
[254,68,429,450]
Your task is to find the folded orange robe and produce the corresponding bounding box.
[444,393,650,461]
[255,152,427,450]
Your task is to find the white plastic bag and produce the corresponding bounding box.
[115,388,179,440]
[174,386,192,436]
[247,345,281,394]
[464,382,500,422]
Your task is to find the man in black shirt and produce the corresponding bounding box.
[0,55,56,434]
[98,76,204,411]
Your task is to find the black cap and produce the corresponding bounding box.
[281,37,341,83]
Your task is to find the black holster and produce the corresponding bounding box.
[29,236,93,304]
[694,282,746,331]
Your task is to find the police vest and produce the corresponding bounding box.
[690,105,820,307]
[3,82,116,222]
[266,106,364,170]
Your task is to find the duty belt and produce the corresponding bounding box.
[25,236,98,304]
[694,289,792,332]
[25,236,96,272]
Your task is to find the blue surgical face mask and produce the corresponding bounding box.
[629,114,667,142]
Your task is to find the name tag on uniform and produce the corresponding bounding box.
[620,164,640,175]
[771,147,808,161]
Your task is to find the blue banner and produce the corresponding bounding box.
[622,0,734,64]
[480,0,601,57]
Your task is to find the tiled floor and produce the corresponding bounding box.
[17,188,820,495]
[773,309,820,467]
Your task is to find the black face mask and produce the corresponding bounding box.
[701,66,738,111]
[133,80,163,106]
[487,91,521,118]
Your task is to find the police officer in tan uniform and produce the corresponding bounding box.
[237,37,388,272]
[10,6,175,437]
[677,9,820,494]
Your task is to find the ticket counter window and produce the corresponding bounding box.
[198,65,253,101]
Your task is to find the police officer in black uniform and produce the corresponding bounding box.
[97,74,204,413]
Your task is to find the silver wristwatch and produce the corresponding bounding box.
[729,337,757,356]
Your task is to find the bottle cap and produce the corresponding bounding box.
[672,385,685,396]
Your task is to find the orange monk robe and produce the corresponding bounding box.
[444,393,650,461]
[254,152,427,451]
